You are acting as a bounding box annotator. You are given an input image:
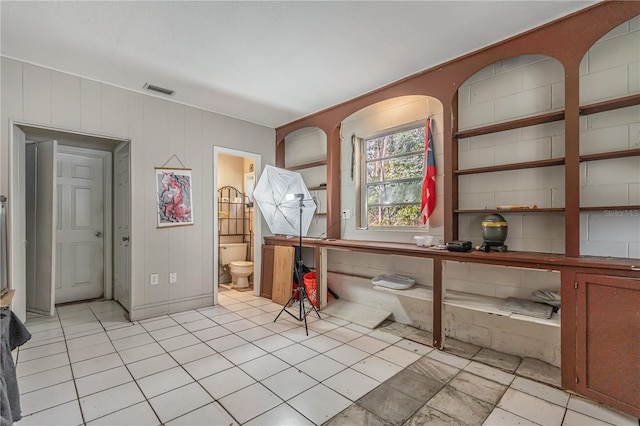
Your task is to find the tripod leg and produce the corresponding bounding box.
[274,289,301,322]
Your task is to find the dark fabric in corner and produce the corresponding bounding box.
[0,308,31,424]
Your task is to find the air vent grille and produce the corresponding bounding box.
[143,83,175,96]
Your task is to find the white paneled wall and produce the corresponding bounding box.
[579,18,640,258]
[1,58,275,321]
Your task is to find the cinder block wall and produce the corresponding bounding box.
[579,18,640,258]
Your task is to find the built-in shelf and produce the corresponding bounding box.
[444,290,560,327]
[455,158,565,175]
[580,205,640,212]
[286,160,327,171]
[579,93,640,116]
[454,111,565,139]
[373,285,433,301]
[455,207,564,214]
[579,148,640,162]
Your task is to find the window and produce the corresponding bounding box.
[360,123,425,228]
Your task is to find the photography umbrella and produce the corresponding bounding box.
[253,165,316,236]
[253,165,320,334]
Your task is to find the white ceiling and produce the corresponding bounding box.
[1,1,595,128]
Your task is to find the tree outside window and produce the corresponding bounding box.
[363,124,425,227]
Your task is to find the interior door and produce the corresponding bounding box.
[26,140,57,316]
[55,150,104,303]
[114,142,131,312]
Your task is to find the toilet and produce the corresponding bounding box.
[220,243,253,288]
[229,261,254,288]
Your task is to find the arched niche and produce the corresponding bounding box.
[339,95,445,239]
[578,14,640,259]
[458,54,565,131]
[456,55,566,254]
[284,126,327,169]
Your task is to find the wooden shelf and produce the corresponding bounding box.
[455,208,564,214]
[308,186,327,191]
[373,285,433,301]
[286,160,327,171]
[444,290,560,327]
[579,93,640,116]
[455,158,565,175]
[454,111,565,139]
[579,148,640,162]
[580,205,640,212]
[314,212,327,216]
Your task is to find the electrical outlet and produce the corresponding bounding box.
[169,272,177,284]
[150,273,159,285]
[341,209,351,219]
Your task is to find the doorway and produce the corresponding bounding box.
[213,147,261,303]
[10,122,132,319]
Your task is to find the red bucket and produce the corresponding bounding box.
[303,272,318,307]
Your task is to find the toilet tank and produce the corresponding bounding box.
[219,243,247,265]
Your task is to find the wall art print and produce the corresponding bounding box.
[155,167,194,228]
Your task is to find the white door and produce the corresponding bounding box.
[114,142,131,311]
[26,140,57,316]
[55,151,105,303]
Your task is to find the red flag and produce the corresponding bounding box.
[421,118,436,224]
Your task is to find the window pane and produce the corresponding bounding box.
[367,154,424,183]
[367,180,422,204]
[367,205,422,227]
[366,127,425,160]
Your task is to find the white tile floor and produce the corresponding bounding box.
[12,289,638,425]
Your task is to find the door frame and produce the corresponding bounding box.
[9,120,131,321]
[56,145,113,301]
[212,146,262,303]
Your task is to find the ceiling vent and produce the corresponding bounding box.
[143,83,175,96]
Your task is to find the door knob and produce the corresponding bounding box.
[95,231,102,238]
[122,236,129,242]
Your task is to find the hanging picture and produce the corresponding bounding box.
[155,167,194,228]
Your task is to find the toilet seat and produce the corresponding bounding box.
[230,260,253,267]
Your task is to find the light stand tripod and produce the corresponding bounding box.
[273,195,320,335]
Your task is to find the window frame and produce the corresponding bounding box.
[356,119,427,231]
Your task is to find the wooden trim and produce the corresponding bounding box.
[579,93,640,116]
[326,126,341,239]
[580,205,640,212]
[454,111,565,139]
[455,158,564,175]
[455,208,564,214]
[579,148,640,162]
[263,236,640,272]
[432,259,443,349]
[285,160,327,171]
[446,95,458,243]
[564,62,581,258]
[561,269,578,392]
